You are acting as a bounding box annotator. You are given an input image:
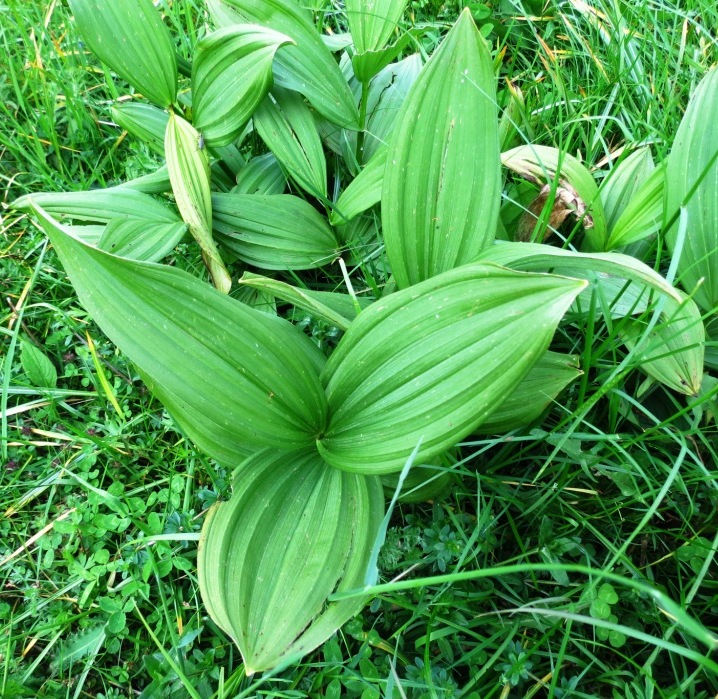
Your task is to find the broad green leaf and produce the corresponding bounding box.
[238,272,359,331]
[98,220,187,262]
[600,147,655,231]
[665,67,718,312]
[382,10,500,288]
[111,103,169,155]
[572,272,650,319]
[364,53,422,162]
[502,145,607,250]
[475,351,581,434]
[192,25,294,147]
[68,0,177,108]
[206,0,359,128]
[118,165,172,195]
[380,465,453,503]
[476,242,683,304]
[330,145,386,225]
[33,207,328,458]
[318,264,586,474]
[622,293,705,396]
[13,188,179,224]
[254,88,327,198]
[351,32,413,85]
[233,153,287,195]
[346,0,408,54]
[165,112,232,293]
[198,448,383,674]
[705,318,718,370]
[212,193,339,270]
[607,162,665,250]
[21,340,58,388]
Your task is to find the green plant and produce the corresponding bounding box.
[11,0,717,683]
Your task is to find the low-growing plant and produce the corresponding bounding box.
[12,0,718,681]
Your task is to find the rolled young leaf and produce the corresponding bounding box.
[192,25,294,147]
[68,0,177,108]
[382,10,500,288]
[33,206,328,458]
[238,272,370,331]
[665,67,718,312]
[206,0,359,128]
[318,264,586,474]
[198,448,384,674]
[165,112,232,293]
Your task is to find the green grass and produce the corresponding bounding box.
[2,0,718,697]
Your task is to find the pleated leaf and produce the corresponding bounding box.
[68,0,177,108]
[13,188,179,224]
[254,89,327,198]
[502,145,607,250]
[622,293,705,396]
[363,53,422,162]
[382,10,500,289]
[165,112,232,293]
[98,220,187,262]
[198,448,384,674]
[212,193,339,270]
[607,162,665,249]
[346,0,408,54]
[33,207,328,458]
[233,153,287,195]
[600,147,655,231]
[318,264,586,474]
[475,351,581,434]
[206,0,359,128]
[476,242,684,304]
[111,103,169,155]
[118,166,172,195]
[665,67,718,312]
[330,146,386,225]
[192,25,294,147]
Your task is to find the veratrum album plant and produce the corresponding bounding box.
[14,0,713,675]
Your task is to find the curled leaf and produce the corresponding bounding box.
[198,448,384,674]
